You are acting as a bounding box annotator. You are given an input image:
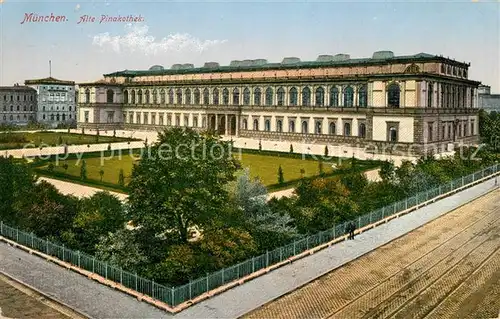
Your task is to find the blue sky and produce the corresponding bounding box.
[0,0,499,91]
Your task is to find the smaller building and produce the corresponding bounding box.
[478,85,500,113]
[25,77,77,127]
[0,84,38,126]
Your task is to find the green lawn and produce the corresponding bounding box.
[0,131,134,150]
[39,152,338,187]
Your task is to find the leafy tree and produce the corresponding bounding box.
[99,168,104,182]
[340,172,369,195]
[62,163,69,172]
[80,160,87,180]
[95,229,148,271]
[47,162,55,173]
[68,192,126,254]
[14,181,78,239]
[379,160,396,182]
[278,165,284,184]
[127,128,241,248]
[151,244,199,285]
[0,157,37,225]
[324,145,329,157]
[118,169,125,187]
[290,144,294,153]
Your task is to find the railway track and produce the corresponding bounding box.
[243,189,500,319]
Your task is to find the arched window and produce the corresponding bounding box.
[160,89,166,104]
[222,88,229,105]
[329,122,336,135]
[289,120,295,133]
[123,90,129,104]
[16,105,19,111]
[265,87,273,106]
[242,119,248,130]
[193,117,198,127]
[50,114,55,121]
[194,89,200,104]
[387,83,400,108]
[359,123,366,138]
[277,87,285,106]
[145,90,150,104]
[233,88,240,105]
[185,89,191,105]
[389,127,398,142]
[315,120,322,134]
[203,88,209,105]
[85,89,90,103]
[243,87,250,105]
[302,87,311,106]
[10,106,13,111]
[344,86,354,107]
[265,120,271,131]
[62,114,66,121]
[289,87,298,106]
[152,89,158,104]
[358,85,367,107]
[441,64,445,73]
[137,90,143,104]
[427,83,433,107]
[315,87,324,107]
[131,90,136,104]
[344,122,351,136]
[168,89,174,104]
[254,88,262,106]
[23,105,27,111]
[253,119,259,130]
[213,88,219,105]
[176,89,182,105]
[301,120,308,134]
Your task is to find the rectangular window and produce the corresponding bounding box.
[159,114,164,126]
[107,111,114,123]
[151,114,156,125]
[84,111,89,123]
[471,120,475,135]
[428,123,434,142]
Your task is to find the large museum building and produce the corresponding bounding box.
[77,51,480,156]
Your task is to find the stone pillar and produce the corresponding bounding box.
[236,115,239,136]
[225,114,229,135]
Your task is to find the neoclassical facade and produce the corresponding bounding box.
[78,51,481,156]
[25,77,77,127]
[0,85,37,125]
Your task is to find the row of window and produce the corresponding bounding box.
[1,95,35,102]
[428,120,475,142]
[42,106,73,112]
[242,118,368,137]
[90,84,378,108]
[2,105,34,112]
[41,113,72,121]
[1,114,34,121]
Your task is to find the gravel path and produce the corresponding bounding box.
[0,177,498,319]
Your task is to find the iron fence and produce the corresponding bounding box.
[1,163,499,308]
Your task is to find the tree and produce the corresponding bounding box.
[80,160,87,180]
[68,192,126,254]
[58,136,63,145]
[95,229,148,271]
[113,129,116,137]
[290,144,294,153]
[118,169,125,187]
[14,181,78,239]
[127,127,241,247]
[62,162,69,173]
[99,167,104,182]
[379,160,396,182]
[81,127,85,135]
[47,162,55,173]
[144,137,148,147]
[278,165,284,184]
[258,140,262,152]
[300,168,305,178]
[324,145,329,157]
[0,157,37,225]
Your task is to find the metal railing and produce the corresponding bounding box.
[1,163,499,308]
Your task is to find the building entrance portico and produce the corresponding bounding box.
[207,113,238,136]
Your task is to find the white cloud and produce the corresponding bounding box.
[92,24,227,55]
[75,4,80,11]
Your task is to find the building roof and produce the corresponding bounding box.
[24,77,75,85]
[103,52,470,78]
[0,85,37,92]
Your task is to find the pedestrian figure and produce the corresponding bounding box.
[345,223,351,240]
[349,222,356,240]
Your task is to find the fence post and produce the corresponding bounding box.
[206,273,209,292]
[222,268,225,283]
[252,256,255,272]
[0,221,2,235]
[171,287,174,306]
[293,241,296,255]
[105,263,108,279]
[78,251,80,267]
[189,280,192,299]
[306,236,309,250]
[461,176,464,186]
[120,269,123,285]
[358,217,361,228]
[62,244,65,261]
[31,232,34,247]
[152,280,155,299]
[16,228,19,242]
[237,264,240,278]
[280,247,283,261]
[92,258,95,272]
[382,206,386,217]
[369,212,372,224]
[332,226,335,239]
[266,250,269,267]
[135,272,138,290]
